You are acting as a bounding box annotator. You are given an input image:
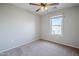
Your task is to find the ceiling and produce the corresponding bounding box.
[11,3,79,15]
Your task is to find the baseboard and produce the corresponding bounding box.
[0,37,39,54]
[40,39,79,51]
[1,38,79,54]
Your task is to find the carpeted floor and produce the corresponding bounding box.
[0,40,79,56]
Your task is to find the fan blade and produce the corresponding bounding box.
[29,3,40,6]
[48,3,59,6]
[36,8,40,12]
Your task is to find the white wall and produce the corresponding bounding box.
[41,6,79,48]
[0,4,41,52]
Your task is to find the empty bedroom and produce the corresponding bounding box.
[0,3,79,56]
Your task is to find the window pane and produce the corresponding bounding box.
[52,17,63,25]
[52,26,62,35]
[51,15,63,35]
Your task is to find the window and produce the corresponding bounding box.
[51,15,63,35]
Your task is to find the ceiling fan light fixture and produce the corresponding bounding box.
[41,7,44,11]
[41,6,48,11]
[44,7,48,10]
[29,3,59,12]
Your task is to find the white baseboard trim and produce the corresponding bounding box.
[41,38,79,50]
[0,37,39,54]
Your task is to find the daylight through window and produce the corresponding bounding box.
[51,15,63,35]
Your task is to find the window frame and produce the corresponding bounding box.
[50,14,64,36]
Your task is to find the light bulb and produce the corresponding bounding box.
[41,7,44,11]
[44,7,48,10]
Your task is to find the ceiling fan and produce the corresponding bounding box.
[29,3,59,12]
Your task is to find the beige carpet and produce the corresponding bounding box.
[0,40,79,56]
